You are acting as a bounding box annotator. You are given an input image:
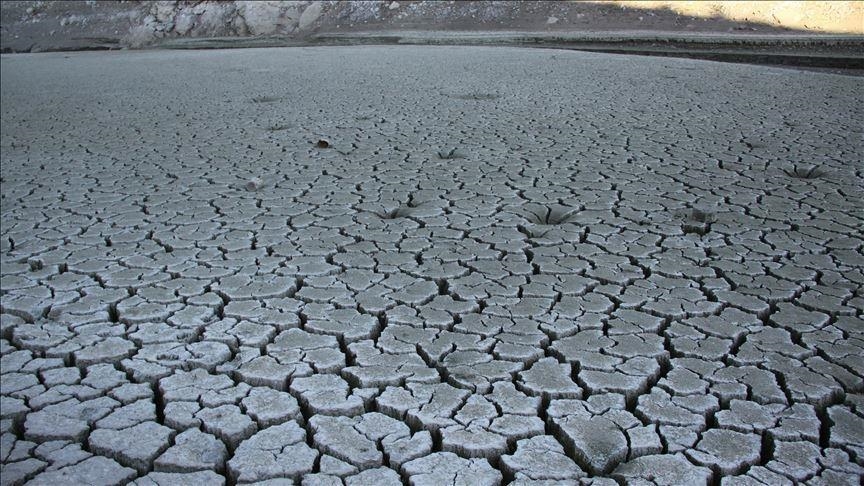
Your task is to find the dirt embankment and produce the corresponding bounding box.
[2,1,862,53]
[606,1,863,35]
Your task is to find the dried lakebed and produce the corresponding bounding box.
[0,46,862,485]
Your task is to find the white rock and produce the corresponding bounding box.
[239,1,284,36]
[245,177,264,191]
[299,1,323,30]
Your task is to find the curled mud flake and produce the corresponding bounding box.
[784,165,826,179]
[251,96,281,103]
[245,177,264,191]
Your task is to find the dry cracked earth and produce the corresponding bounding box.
[0,46,863,486]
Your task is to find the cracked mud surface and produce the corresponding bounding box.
[1,46,862,485]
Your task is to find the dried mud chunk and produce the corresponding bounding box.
[501,435,585,481]
[612,453,713,485]
[686,429,761,475]
[227,421,318,483]
[154,428,228,473]
[828,405,864,456]
[25,456,136,486]
[88,421,175,474]
[289,374,365,416]
[0,457,47,485]
[24,397,119,442]
[441,425,508,460]
[241,387,303,427]
[159,369,234,402]
[195,405,257,449]
[555,414,628,475]
[402,452,501,486]
[133,470,226,485]
[309,412,429,473]
[376,382,470,432]
[516,357,582,399]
